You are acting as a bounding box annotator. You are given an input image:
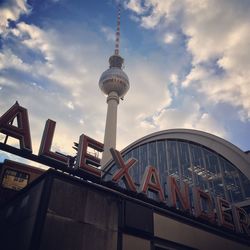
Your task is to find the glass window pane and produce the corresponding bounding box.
[157,141,168,187]
[178,142,193,185]
[148,142,157,167]
[131,147,140,186]
[203,150,225,199]
[240,172,250,199]
[139,144,148,178]
[190,144,208,191]
[167,141,180,180]
[220,159,244,202]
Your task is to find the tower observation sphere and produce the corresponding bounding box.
[99,55,130,99]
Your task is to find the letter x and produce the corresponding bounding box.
[110,148,137,192]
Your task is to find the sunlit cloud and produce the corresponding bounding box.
[125,0,250,147]
[0,0,30,34]
[163,33,175,44]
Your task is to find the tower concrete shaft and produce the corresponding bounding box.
[101,91,119,166]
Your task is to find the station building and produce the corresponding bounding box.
[0,128,250,250]
[104,129,250,209]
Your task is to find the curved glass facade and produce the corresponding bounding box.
[105,139,250,204]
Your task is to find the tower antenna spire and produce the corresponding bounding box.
[114,2,121,55]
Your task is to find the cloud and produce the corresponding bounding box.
[66,101,75,110]
[151,97,227,138]
[0,49,31,71]
[116,55,173,148]
[0,0,30,34]
[182,64,210,87]
[101,26,115,42]
[16,22,56,62]
[124,0,146,15]
[0,19,110,156]
[125,0,250,125]
[163,33,175,44]
[141,13,161,29]
[169,74,178,84]
[126,0,181,28]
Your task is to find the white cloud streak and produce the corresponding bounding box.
[0,0,30,34]
[126,0,250,130]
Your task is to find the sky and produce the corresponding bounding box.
[1,0,250,164]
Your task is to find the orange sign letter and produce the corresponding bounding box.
[140,166,165,202]
[76,134,103,177]
[39,119,68,165]
[110,148,137,192]
[0,102,32,152]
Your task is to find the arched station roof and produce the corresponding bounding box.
[115,129,250,180]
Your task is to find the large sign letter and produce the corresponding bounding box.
[140,166,165,202]
[110,148,137,192]
[193,187,215,223]
[39,119,68,165]
[232,205,250,235]
[76,134,103,177]
[216,197,235,230]
[0,102,32,152]
[167,176,190,211]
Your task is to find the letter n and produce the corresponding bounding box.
[167,176,190,211]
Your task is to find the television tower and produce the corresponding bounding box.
[99,3,130,167]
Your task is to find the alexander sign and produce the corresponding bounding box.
[0,102,250,237]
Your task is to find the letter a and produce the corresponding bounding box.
[140,166,165,202]
[0,102,32,152]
